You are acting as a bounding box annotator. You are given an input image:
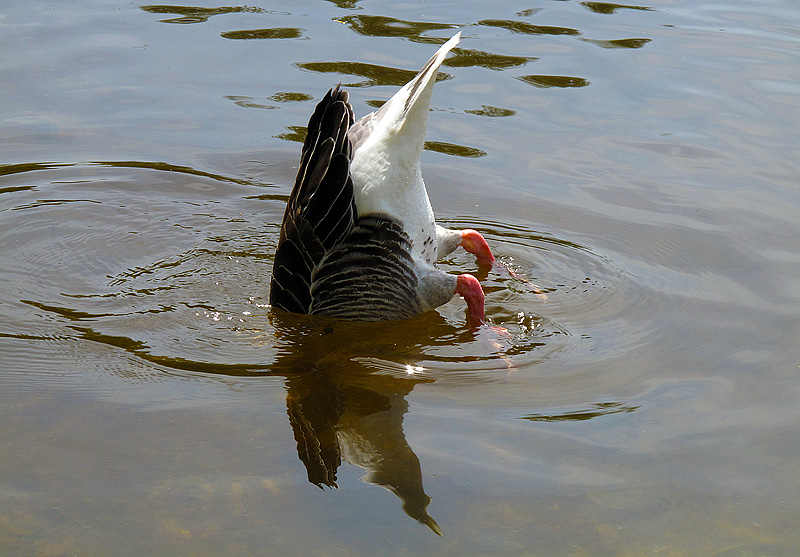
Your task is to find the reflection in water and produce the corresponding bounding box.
[325,0,361,9]
[140,5,276,25]
[271,314,445,535]
[296,60,451,88]
[337,15,537,70]
[0,161,71,177]
[0,159,663,543]
[516,75,590,88]
[0,160,259,186]
[224,92,315,110]
[580,2,654,15]
[274,125,308,143]
[582,38,651,49]
[91,159,258,185]
[444,48,537,71]
[465,105,516,118]
[268,92,314,103]
[274,123,487,158]
[221,27,303,40]
[337,15,458,43]
[477,19,580,36]
[224,95,276,110]
[5,0,799,551]
[519,402,639,422]
[423,141,486,159]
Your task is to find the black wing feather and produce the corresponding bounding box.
[270,86,356,313]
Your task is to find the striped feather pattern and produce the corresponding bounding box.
[310,215,423,320]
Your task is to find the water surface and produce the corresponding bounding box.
[2,0,799,554]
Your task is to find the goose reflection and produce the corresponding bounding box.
[270,312,460,535]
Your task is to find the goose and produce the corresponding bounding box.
[270,32,495,328]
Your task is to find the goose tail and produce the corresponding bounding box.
[349,32,461,151]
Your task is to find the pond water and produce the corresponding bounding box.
[2,0,799,554]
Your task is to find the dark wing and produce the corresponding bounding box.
[285,371,344,489]
[309,215,424,321]
[270,86,357,313]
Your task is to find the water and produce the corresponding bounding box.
[2,0,799,554]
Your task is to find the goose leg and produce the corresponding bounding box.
[459,229,495,266]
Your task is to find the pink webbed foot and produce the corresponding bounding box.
[460,229,495,266]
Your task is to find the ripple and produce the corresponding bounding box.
[423,141,487,158]
[0,159,669,395]
[464,105,517,118]
[580,2,655,15]
[267,92,314,103]
[90,160,259,186]
[336,15,458,43]
[1,161,279,370]
[223,95,277,110]
[516,75,591,88]
[5,2,800,549]
[443,48,537,71]
[221,27,303,40]
[476,19,580,36]
[517,401,640,422]
[0,156,635,390]
[296,61,453,88]
[581,37,651,49]
[273,125,307,143]
[0,162,71,178]
[139,5,282,25]
[431,216,660,377]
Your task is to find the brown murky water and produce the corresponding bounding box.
[2,0,799,554]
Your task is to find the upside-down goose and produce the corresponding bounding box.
[270,32,495,327]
